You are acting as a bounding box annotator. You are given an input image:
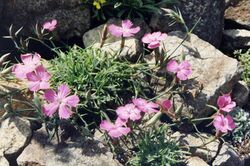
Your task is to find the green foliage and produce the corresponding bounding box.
[128,125,183,166]
[235,49,250,85]
[229,107,250,143]
[84,0,178,21]
[49,46,152,127]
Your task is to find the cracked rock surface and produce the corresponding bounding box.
[17,125,120,166]
[150,0,225,47]
[172,132,244,166]
[1,0,90,39]
[0,117,32,165]
[152,31,241,120]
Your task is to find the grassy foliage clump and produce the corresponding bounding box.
[235,49,250,85]
[129,125,183,166]
[49,46,152,127]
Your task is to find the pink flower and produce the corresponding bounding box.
[166,60,192,81]
[132,98,159,113]
[26,65,51,92]
[161,99,172,111]
[12,53,41,79]
[108,19,140,37]
[213,114,236,133]
[116,104,141,121]
[42,84,80,119]
[142,32,167,49]
[43,19,57,31]
[217,94,236,113]
[100,118,130,138]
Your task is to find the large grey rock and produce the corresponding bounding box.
[17,126,120,166]
[150,0,225,47]
[0,117,32,165]
[222,29,250,51]
[0,1,3,20]
[1,0,90,39]
[225,0,250,30]
[153,31,241,119]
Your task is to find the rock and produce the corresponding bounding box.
[232,81,249,107]
[17,126,120,166]
[83,19,149,61]
[0,117,32,165]
[0,79,33,117]
[0,156,8,166]
[83,32,143,62]
[1,0,90,39]
[0,1,3,20]
[154,31,241,119]
[172,132,220,161]
[221,29,250,51]
[150,0,225,47]
[83,18,150,47]
[186,156,209,166]
[225,0,240,8]
[213,143,244,166]
[172,132,242,165]
[225,0,250,30]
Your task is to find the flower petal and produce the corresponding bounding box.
[42,103,59,117]
[44,89,57,102]
[122,19,133,29]
[64,95,80,107]
[58,84,71,99]
[108,24,123,37]
[28,81,40,92]
[58,104,73,119]
[100,120,115,131]
[167,60,179,73]
[148,41,160,49]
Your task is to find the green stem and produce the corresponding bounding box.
[145,111,163,127]
[120,36,125,53]
[191,116,214,123]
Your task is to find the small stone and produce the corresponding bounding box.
[83,19,149,61]
[232,81,249,107]
[186,156,209,166]
[83,18,150,47]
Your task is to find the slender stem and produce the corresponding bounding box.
[100,24,108,48]
[191,116,214,123]
[120,36,125,53]
[145,111,163,127]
